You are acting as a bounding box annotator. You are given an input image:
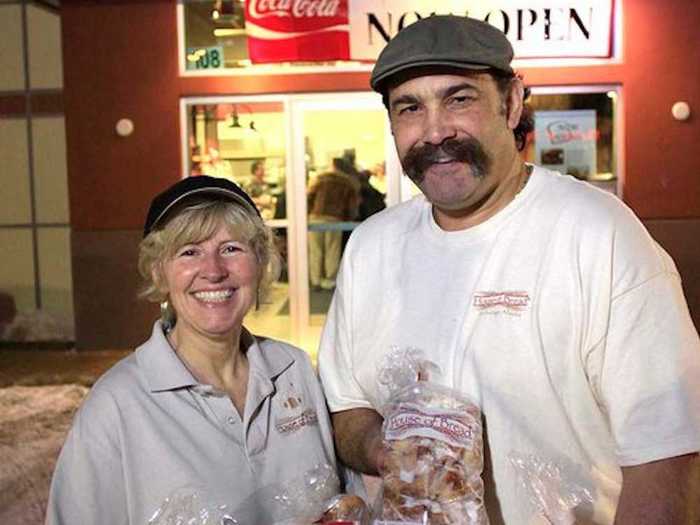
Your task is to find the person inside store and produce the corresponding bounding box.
[46,176,340,524]
[328,154,385,244]
[247,159,267,197]
[357,169,386,221]
[318,15,700,524]
[307,170,360,291]
[245,159,276,219]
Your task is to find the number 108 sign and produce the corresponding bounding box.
[186,47,225,70]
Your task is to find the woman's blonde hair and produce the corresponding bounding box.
[138,198,281,327]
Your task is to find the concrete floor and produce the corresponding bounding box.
[0,349,130,387]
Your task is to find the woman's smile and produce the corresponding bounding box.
[192,288,235,303]
[162,224,259,341]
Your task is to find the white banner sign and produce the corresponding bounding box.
[349,0,613,61]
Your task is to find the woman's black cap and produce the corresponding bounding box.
[143,175,260,237]
[370,15,514,93]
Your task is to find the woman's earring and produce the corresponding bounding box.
[160,300,171,331]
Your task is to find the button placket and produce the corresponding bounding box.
[245,396,272,457]
[195,389,243,441]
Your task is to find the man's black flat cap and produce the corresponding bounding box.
[143,175,260,237]
[370,15,514,92]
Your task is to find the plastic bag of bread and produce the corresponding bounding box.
[316,493,370,524]
[375,347,488,524]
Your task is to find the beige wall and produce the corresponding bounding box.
[0,2,72,340]
[27,4,64,89]
[33,116,70,223]
[0,118,31,223]
[0,5,25,91]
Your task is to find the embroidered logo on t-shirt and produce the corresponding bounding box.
[473,291,530,316]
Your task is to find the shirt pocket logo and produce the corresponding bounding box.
[275,408,319,435]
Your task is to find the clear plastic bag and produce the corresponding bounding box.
[316,494,370,524]
[375,347,488,524]
[147,464,354,525]
[508,452,593,525]
[147,486,237,525]
[251,463,341,524]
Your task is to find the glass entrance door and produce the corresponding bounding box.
[288,96,393,354]
[182,93,397,357]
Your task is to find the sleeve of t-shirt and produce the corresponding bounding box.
[584,206,700,466]
[318,244,373,413]
[45,390,127,525]
[599,272,700,465]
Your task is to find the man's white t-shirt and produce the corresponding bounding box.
[318,166,700,524]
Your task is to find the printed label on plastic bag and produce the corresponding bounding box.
[384,404,477,448]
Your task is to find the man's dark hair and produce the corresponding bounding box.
[380,69,534,152]
[490,69,534,152]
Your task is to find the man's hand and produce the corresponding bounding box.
[331,407,385,475]
[614,452,698,524]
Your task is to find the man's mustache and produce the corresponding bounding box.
[402,137,492,182]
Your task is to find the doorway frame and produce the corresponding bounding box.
[179,92,399,350]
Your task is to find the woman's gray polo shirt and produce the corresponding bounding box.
[46,322,337,524]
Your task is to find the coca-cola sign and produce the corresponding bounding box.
[245,0,350,63]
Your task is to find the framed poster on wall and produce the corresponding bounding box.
[534,109,597,180]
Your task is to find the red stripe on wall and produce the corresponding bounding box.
[32,91,64,114]
[0,91,63,116]
[0,95,26,116]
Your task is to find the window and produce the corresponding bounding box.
[525,87,619,194]
[179,0,370,75]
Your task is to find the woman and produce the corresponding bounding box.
[46,176,340,524]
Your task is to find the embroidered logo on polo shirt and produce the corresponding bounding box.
[473,291,530,316]
[275,382,318,435]
[283,394,302,409]
[275,408,319,435]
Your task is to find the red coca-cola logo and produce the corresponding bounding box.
[244,0,349,63]
[249,0,342,18]
[246,0,348,32]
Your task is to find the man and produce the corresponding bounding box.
[247,159,267,197]
[318,15,700,524]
